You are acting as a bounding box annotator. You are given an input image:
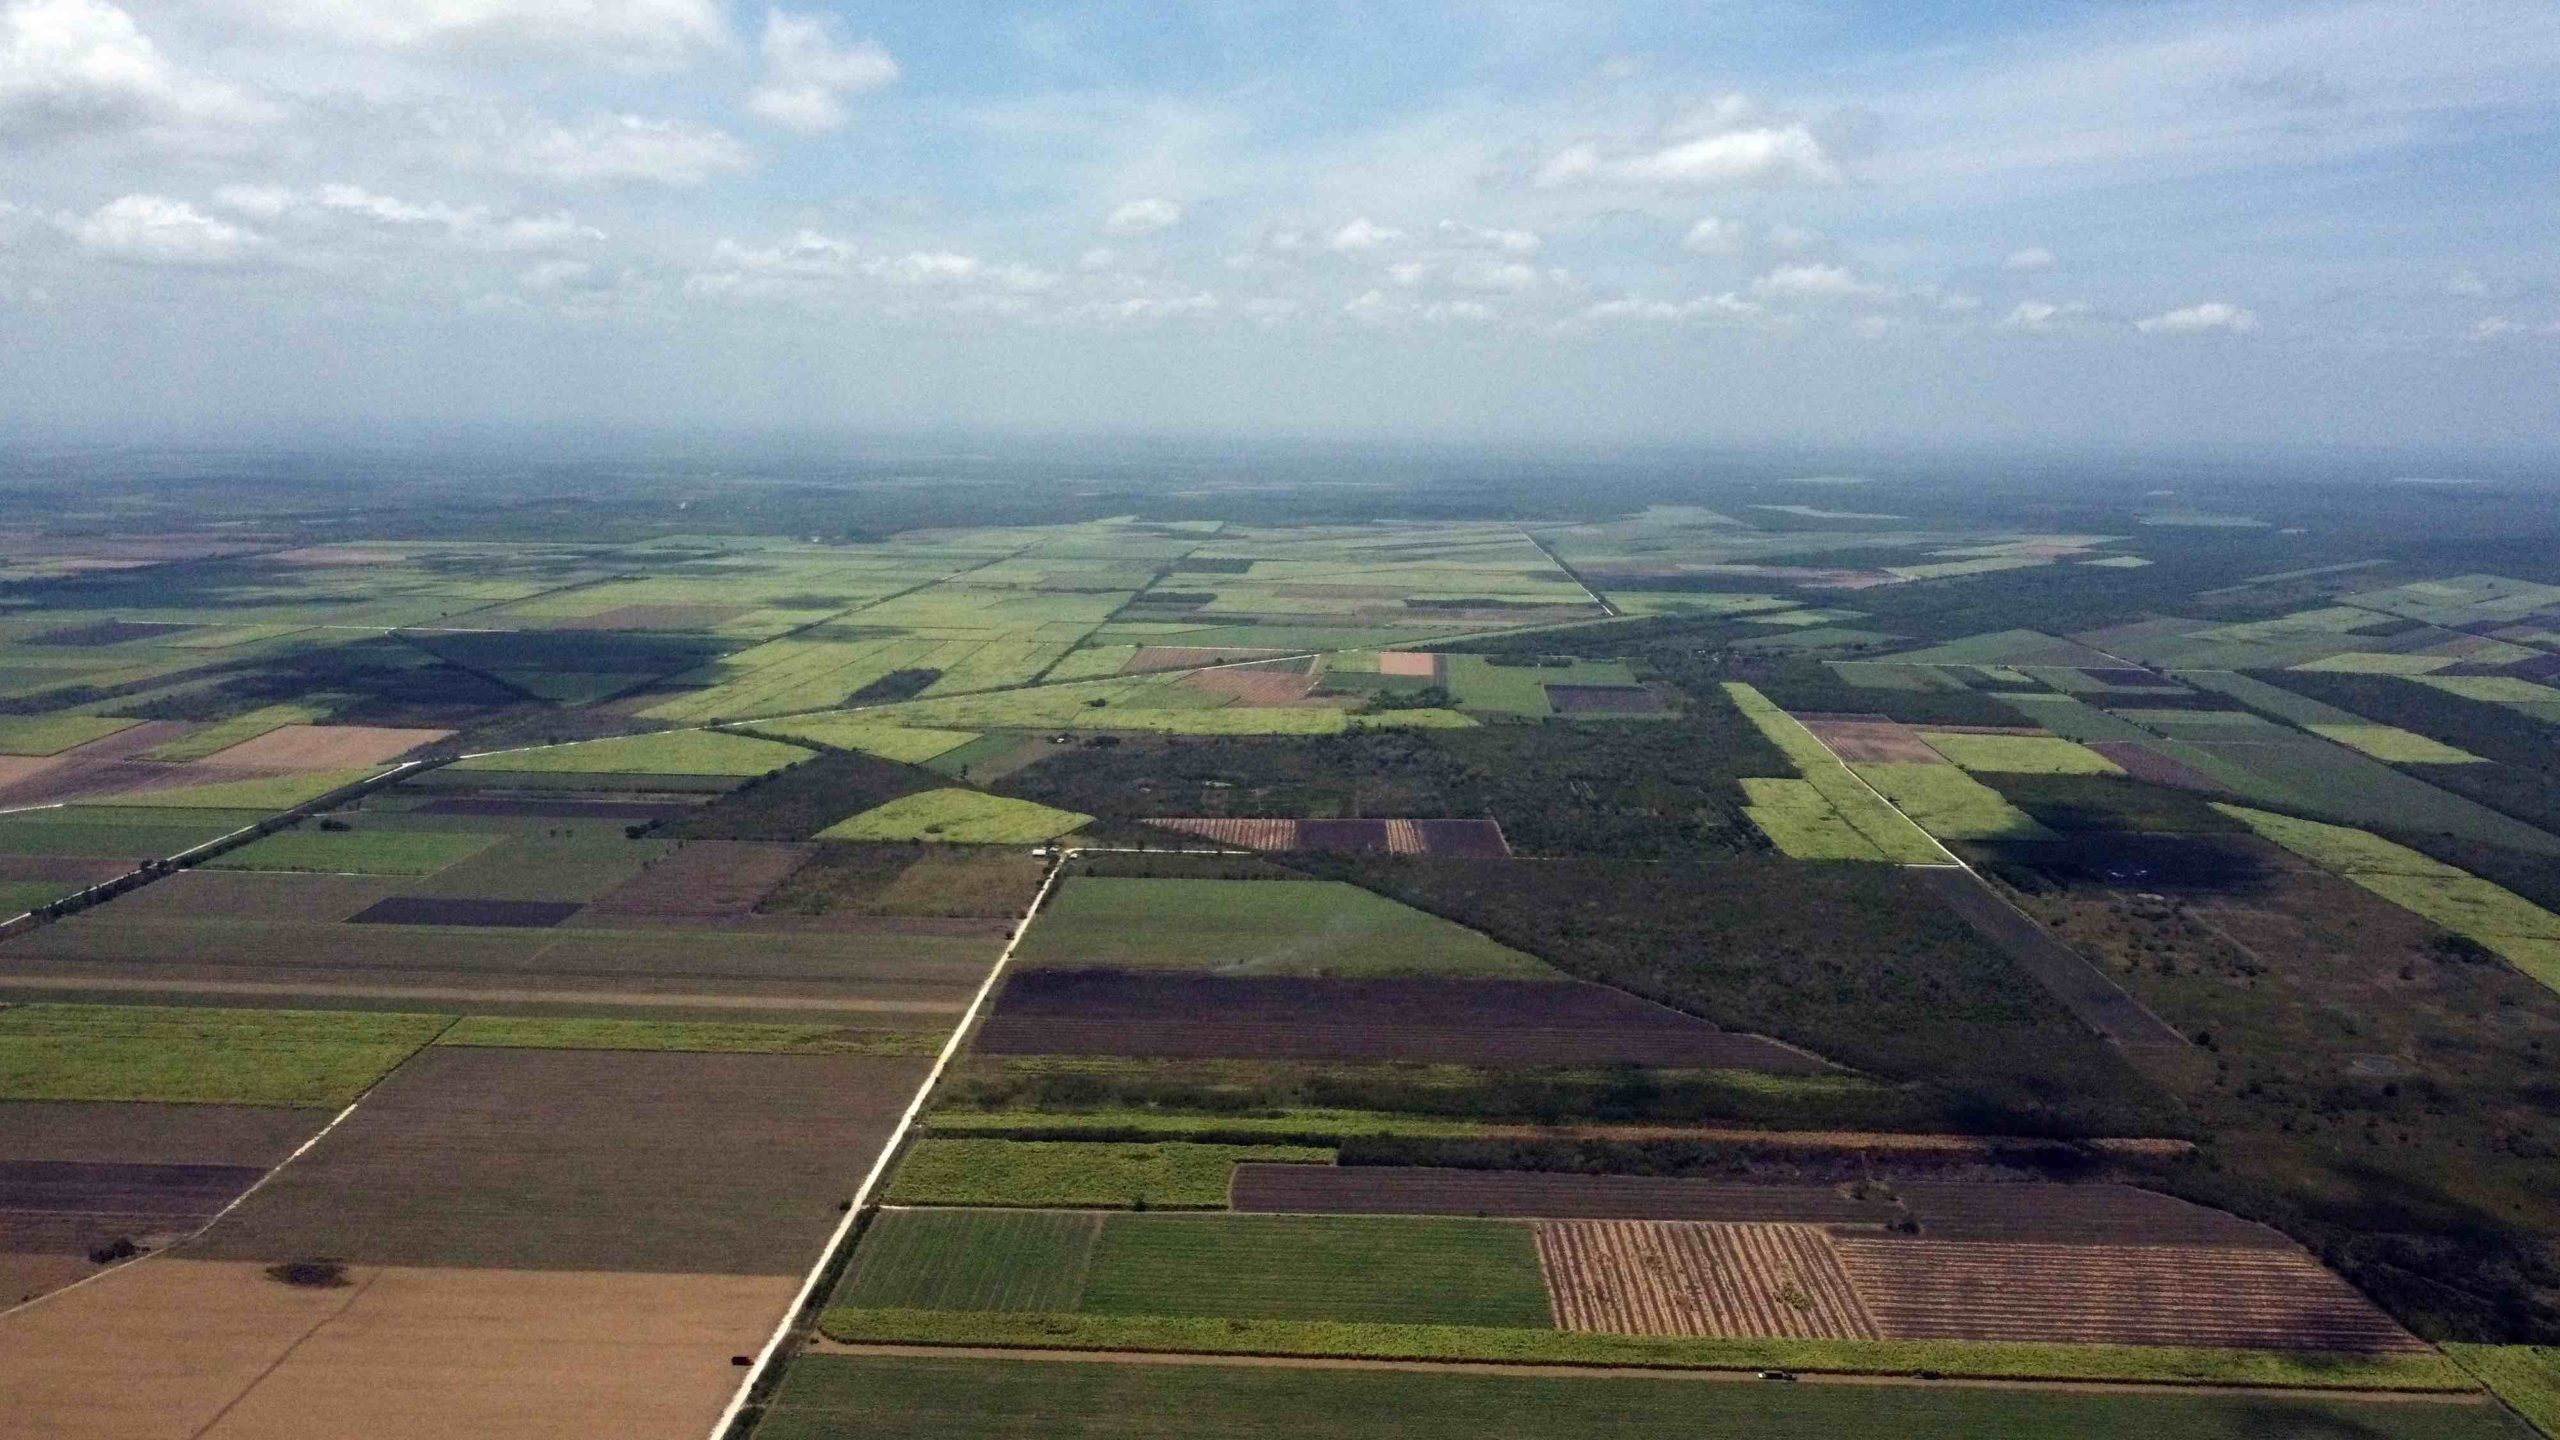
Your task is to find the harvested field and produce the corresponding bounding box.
[0,1258,794,1440]
[347,896,584,928]
[1896,1182,2291,1247]
[1833,1238,2424,1352]
[1375,652,1441,678]
[1538,1220,1880,1339]
[1801,716,1944,764]
[189,1045,932,1273]
[1145,817,1510,858]
[1233,1166,1895,1224]
[1545,684,1666,714]
[2086,742,2228,792]
[408,796,701,821]
[1181,667,1322,705]
[200,725,450,771]
[976,973,1827,1071]
[583,840,812,917]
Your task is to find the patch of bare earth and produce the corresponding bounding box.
[199,725,451,770]
[1538,1221,1880,1340]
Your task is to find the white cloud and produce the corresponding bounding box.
[2469,315,2528,340]
[1327,216,1404,252]
[1450,259,1541,292]
[0,0,269,145]
[229,0,725,66]
[1538,123,1841,188]
[70,192,260,265]
[507,113,751,185]
[1437,220,1540,254]
[1077,246,1117,270]
[1103,197,1183,235]
[1751,263,1891,302]
[1999,299,2092,330]
[1386,260,1430,287]
[2446,270,2491,298]
[1681,216,1746,254]
[211,182,296,218]
[748,10,898,134]
[2135,300,2259,334]
[2004,246,2057,270]
[1579,292,1760,324]
[709,228,856,279]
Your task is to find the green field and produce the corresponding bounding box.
[1919,732,2123,775]
[818,789,1091,844]
[746,716,982,764]
[0,713,138,755]
[0,806,277,858]
[2176,669,2485,763]
[1438,655,1640,716]
[837,1208,1104,1312]
[453,728,815,776]
[1725,684,1944,862]
[88,768,377,811]
[2448,1345,2560,1436]
[2305,723,2486,764]
[1078,1214,1552,1327]
[814,1311,2472,1394]
[1017,877,1552,977]
[885,1139,1332,1208]
[0,1003,449,1106]
[1852,763,2051,841]
[0,878,79,915]
[436,1015,939,1055]
[138,703,331,761]
[206,825,501,875]
[1739,777,1898,860]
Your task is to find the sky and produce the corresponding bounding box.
[1,0,2555,451]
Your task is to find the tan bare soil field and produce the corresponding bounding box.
[1831,1238,2425,1351]
[1538,1221,1881,1340]
[1182,668,1320,706]
[200,724,451,770]
[188,1046,930,1273]
[0,1258,791,1440]
[1374,651,1441,678]
[1799,716,1944,764]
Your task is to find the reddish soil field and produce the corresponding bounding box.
[187,1046,932,1273]
[1800,716,1943,763]
[556,603,746,631]
[1897,1182,2291,1247]
[1182,669,1320,706]
[1539,1221,1880,1339]
[1144,817,1509,858]
[1231,1166,1893,1223]
[201,725,450,770]
[583,840,813,918]
[0,1258,793,1440]
[1545,685,1666,715]
[348,897,584,928]
[1832,1237,2425,1351]
[1374,651,1441,678]
[2087,741,2230,793]
[975,973,1830,1072]
[1124,646,1296,674]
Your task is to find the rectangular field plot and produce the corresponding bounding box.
[205,825,501,875]
[0,1004,447,1107]
[582,839,812,917]
[198,724,450,770]
[1143,817,1510,858]
[1921,732,2123,774]
[1230,1166,1897,1224]
[1079,1214,1554,1327]
[1833,1239,2424,1352]
[837,1208,1103,1312]
[188,1045,931,1273]
[452,729,816,777]
[818,789,1091,844]
[1016,877,1549,978]
[1726,685,1944,863]
[0,714,138,756]
[348,896,584,928]
[0,806,274,858]
[1852,763,2050,841]
[1538,1221,1879,1339]
[976,973,1825,1071]
[761,1353,2517,1440]
[886,1139,1331,1208]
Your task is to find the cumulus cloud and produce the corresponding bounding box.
[1999,299,2092,330]
[70,192,260,264]
[1103,197,1183,235]
[2004,246,2057,270]
[1579,292,1760,324]
[0,0,270,145]
[1538,122,1841,189]
[1326,216,1403,252]
[2135,300,2258,334]
[226,0,725,66]
[1681,216,1746,254]
[748,9,897,134]
[506,113,751,185]
[1436,220,1539,254]
[1751,263,1891,302]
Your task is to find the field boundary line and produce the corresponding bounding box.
[706,846,1073,1439]
[1517,526,1616,618]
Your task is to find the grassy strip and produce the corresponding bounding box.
[437,1015,941,1056]
[453,729,815,777]
[886,1139,1333,1208]
[1725,683,1942,862]
[0,713,140,756]
[816,1309,2472,1392]
[2445,1345,2560,1436]
[0,1003,452,1106]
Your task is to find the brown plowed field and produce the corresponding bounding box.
[1375,651,1440,678]
[348,896,584,928]
[1539,1221,1881,1340]
[0,721,195,807]
[0,1102,320,1166]
[1144,817,1509,858]
[1832,1238,2426,1352]
[187,1046,931,1273]
[1182,669,1320,706]
[202,725,450,770]
[1231,1166,1895,1224]
[583,840,813,918]
[0,1259,794,1440]
[1800,717,1943,763]
[0,1160,267,1218]
[1897,1182,2291,1248]
[2088,742,2229,793]
[975,972,1829,1072]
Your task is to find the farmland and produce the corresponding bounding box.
[0,466,2557,1439]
